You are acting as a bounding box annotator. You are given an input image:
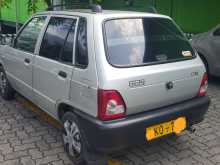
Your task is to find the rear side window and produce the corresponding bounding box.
[39,17,75,61]
[104,18,195,67]
[60,20,77,63]
[75,17,88,68]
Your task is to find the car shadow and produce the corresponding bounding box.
[209,76,220,86]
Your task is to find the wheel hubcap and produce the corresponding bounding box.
[63,120,82,157]
[0,71,7,94]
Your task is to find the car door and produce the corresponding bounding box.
[2,16,47,100]
[33,16,78,117]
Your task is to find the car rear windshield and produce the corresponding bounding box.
[104,18,195,67]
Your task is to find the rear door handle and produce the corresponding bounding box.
[58,71,67,78]
[24,58,30,64]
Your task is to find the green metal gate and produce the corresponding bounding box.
[155,0,220,33]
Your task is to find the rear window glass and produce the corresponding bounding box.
[104,18,195,67]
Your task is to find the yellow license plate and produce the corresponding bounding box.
[146,117,186,141]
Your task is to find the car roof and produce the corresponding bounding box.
[35,9,170,19]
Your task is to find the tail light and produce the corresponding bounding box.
[198,73,208,97]
[98,89,126,121]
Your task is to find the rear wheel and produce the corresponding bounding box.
[61,112,108,165]
[0,66,14,100]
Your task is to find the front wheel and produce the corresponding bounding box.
[61,112,108,165]
[0,66,14,100]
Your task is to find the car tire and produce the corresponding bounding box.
[61,112,108,165]
[0,66,15,100]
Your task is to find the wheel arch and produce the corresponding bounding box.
[57,103,74,121]
[57,102,84,122]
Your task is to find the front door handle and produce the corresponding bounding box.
[24,58,30,64]
[58,71,67,78]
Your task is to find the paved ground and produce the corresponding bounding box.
[0,79,220,165]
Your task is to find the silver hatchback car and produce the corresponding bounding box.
[0,6,210,165]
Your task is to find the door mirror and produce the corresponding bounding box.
[14,16,46,53]
[0,34,16,46]
[11,34,17,47]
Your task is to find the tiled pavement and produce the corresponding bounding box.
[0,79,220,165]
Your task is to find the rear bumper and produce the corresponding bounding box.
[76,96,210,153]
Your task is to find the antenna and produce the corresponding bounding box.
[90,4,102,13]
[148,6,158,14]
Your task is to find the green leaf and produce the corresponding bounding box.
[95,0,104,4]
[0,0,12,8]
[27,0,39,14]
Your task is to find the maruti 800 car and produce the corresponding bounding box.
[0,6,210,165]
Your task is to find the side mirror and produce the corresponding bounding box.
[0,34,16,45]
[11,35,16,47]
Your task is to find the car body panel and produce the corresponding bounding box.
[68,14,99,118]
[0,46,34,100]
[77,96,210,153]
[0,9,207,118]
[94,15,206,115]
[32,15,76,119]
[33,56,74,118]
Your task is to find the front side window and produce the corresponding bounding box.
[39,17,75,61]
[104,18,195,67]
[15,16,46,53]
